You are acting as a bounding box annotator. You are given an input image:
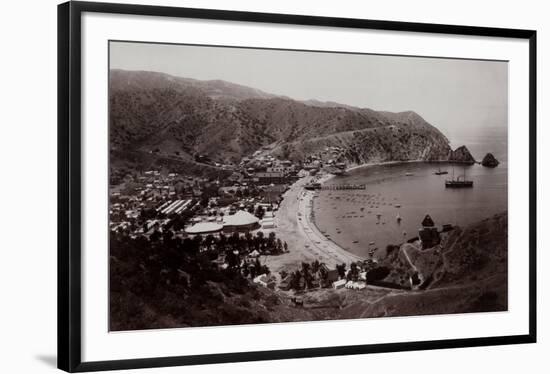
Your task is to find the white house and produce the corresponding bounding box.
[332,279,347,289]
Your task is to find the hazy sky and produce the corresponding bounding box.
[110,41,508,141]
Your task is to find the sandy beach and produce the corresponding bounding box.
[264,174,364,273]
[264,160,430,273]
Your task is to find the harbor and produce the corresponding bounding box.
[312,160,507,258]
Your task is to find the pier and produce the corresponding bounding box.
[306,183,366,191]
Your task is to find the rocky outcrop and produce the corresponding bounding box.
[481,153,500,167]
[448,145,476,164]
[270,123,451,165]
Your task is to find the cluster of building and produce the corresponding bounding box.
[109,152,312,239]
[110,144,354,235]
[109,169,211,234]
[302,146,347,174]
[184,209,261,235]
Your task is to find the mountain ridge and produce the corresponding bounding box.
[109,69,456,171]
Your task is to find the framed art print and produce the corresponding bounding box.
[58,1,537,372]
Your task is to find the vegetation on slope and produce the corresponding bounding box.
[109,70,453,168]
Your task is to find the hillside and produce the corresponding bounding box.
[109,70,454,169]
[110,212,507,330]
[340,212,508,318]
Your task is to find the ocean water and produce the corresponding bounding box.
[313,126,508,258]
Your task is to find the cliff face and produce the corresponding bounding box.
[448,145,476,164]
[110,69,453,168]
[271,124,451,165]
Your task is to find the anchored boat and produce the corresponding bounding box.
[445,167,473,188]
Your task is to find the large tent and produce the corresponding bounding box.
[222,210,260,232]
[184,222,223,235]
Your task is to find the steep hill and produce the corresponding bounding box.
[109,70,453,167]
[339,212,508,318]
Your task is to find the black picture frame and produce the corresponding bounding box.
[58,1,537,372]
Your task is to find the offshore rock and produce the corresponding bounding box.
[481,153,500,168]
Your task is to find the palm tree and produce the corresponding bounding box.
[336,263,347,279]
[301,262,313,289]
[348,262,359,281]
[312,260,321,274]
[275,238,283,254]
[290,271,302,290]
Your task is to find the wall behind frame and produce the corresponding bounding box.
[0,0,546,373]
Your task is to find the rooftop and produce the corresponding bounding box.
[223,210,260,227]
[185,222,223,234]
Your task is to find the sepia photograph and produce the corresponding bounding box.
[108,41,508,331]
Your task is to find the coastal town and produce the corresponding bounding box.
[110,146,465,301]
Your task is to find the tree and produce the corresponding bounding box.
[301,262,313,289]
[348,262,359,281]
[256,231,265,242]
[150,230,161,242]
[204,234,216,250]
[255,205,265,220]
[261,265,270,275]
[275,238,283,254]
[229,231,240,245]
[336,263,347,279]
[244,231,253,249]
[290,271,302,290]
[162,230,174,243]
[226,250,239,269]
[249,265,257,279]
[268,231,276,246]
[312,260,321,274]
[254,258,263,274]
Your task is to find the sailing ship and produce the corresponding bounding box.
[434,167,449,175]
[445,167,473,188]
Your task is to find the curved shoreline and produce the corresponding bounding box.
[294,160,425,266]
[267,159,461,272]
[302,187,364,263]
[308,159,439,260]
[265,177,363,273]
